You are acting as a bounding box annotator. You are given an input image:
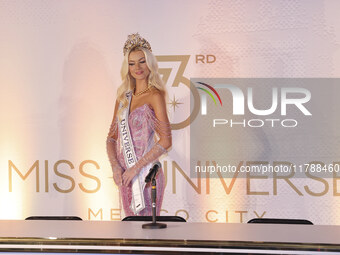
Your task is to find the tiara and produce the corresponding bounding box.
[123,33,152,55]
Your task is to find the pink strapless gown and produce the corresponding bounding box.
[116,104,165,216]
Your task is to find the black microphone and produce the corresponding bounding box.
[145,162,161,183]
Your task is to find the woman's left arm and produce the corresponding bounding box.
[122,91,172,186]
[149,90,172,150]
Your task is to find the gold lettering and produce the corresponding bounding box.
[163,160,168,188]
[53,160,75,193]
[175,209,189,221]
[172,161,201,194]
[45,160,49,192]
[207,55,216,63]
[235,210,247,223]
[8,160,39,192]
[110,209,121,221]
[205,161,210,194]
[79,160,101,193]
[273,161,302,196]
[246,161,269,195]
[304,161,329,196]
[206,210,218,222]
[195,54,205,63]
[156,55,198,130]
[160,209,168,214]
[215,161,242,194]
[88,208,103,220]
[254,211,266,218]
[333,162,340,196]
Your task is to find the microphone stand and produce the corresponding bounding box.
[142,177,167,229]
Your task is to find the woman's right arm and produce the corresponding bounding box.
[106,100,123,187]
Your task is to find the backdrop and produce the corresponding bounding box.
[1,0,340,224]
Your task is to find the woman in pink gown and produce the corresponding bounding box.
[106,33,172,216]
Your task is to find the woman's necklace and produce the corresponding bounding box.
[133,86,150,97]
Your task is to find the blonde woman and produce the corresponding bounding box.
[106,33,172,216]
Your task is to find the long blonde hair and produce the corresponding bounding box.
[116,47,166,118]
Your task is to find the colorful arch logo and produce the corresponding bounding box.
[196,82,223,107]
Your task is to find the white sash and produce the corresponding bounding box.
[118,92,146,214]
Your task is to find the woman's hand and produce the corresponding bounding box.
[113,168,123,186]
[122,167,138,186]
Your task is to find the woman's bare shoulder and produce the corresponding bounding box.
[149,87,164,101]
